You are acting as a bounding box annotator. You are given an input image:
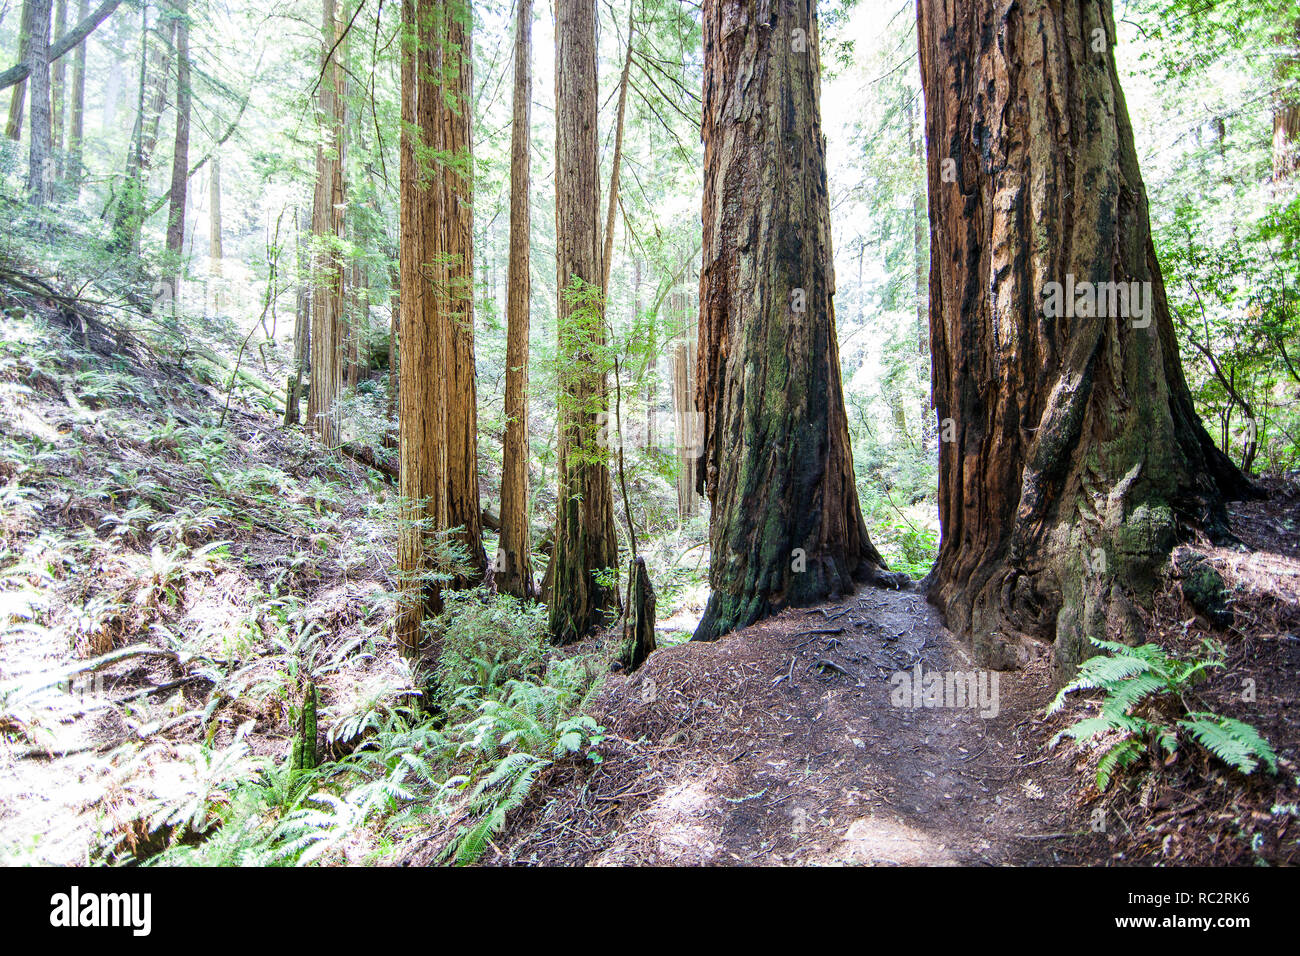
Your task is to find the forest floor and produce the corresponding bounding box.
[2,301,1297,867]
[492,505,1300,867]
[490,589,1100,865]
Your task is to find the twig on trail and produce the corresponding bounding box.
[1013,831,1089,840]
[794,628,844,647]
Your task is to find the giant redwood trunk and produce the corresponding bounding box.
[692,0,897,642]
[307,0,347,448]
[439,0,486,586]
[544,0,620,643]
[396,0,450,653]
[497,0,537,601]
[916,0,1255,671]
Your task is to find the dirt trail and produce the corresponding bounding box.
[502,587,1098,866]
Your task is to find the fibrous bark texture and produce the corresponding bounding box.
[396,0,450,653]
[545,0,620,643]
[693,0,895,643]
[438,0,485,586]
[307,0,347,449]
[916,0,1254,671]
[498,0,536,600]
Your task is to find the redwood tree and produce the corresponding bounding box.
[164,0,190,298]
[544,0,620,643]
[440,0,486,585]
[497,0,536,600]
[397,0,449,652]
[692,0,897,642]
[306,0,348,448]
[916,0,1254,670]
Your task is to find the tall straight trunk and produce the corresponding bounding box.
[439,0,485,585]
[916,0,1255,672]
[50,0,65,177]
[396,0,450,653]
[672,341,698,518]
[600,3,634,292]
[208,154,222,272]
[907,92,930,451]
[110,3,149,255]
[67,0,86,187]
[163,0,189,296]
[306,0,347,448]
[5,1,33,140]
[386,262,398,420]
[498,0,536,600]
[139,14,174,167]
[1275,13,1300,182]
[693,0,894,642]
[545,0,620,643]
[25,0,52,205]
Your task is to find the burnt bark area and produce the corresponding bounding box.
[917,0,1257,672]
[693,0,901,644]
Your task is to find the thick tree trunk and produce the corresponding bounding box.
[916,0,1255,672]
[306,0,347,448]
[498,0,537,600]
[51,0,65,177]
[544,0,620,643]
[5,1,33,141]
[396,0,450,653]
[25,0,52,206]
[693,0,895,642]
[163,0,189,299]
[67,0,86,187]
[438,0,485,586]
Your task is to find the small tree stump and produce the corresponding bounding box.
[622,556,657,672]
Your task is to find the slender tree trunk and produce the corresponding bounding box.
[109,4,149,256]
[498,0,536,600]
[1275,13,1300,182]
[306,0,347,448]
[693,0,894,642]
[600,3,634,293]
[916,0,1255,672]
[5,0,33,141]
[208,154,223,273]
[672,341,698,518]
[67,0,86,188]
[907,93,931,451]
[25,0,52,205]
[544,0,620,643]
[50,0,65,177]
[396,0,450,653]
[163,0,189,299]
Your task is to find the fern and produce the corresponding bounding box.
[1179,713,1278,775]
[1051,637,1276,791]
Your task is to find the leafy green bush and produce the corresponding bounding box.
[428,588,550,712]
